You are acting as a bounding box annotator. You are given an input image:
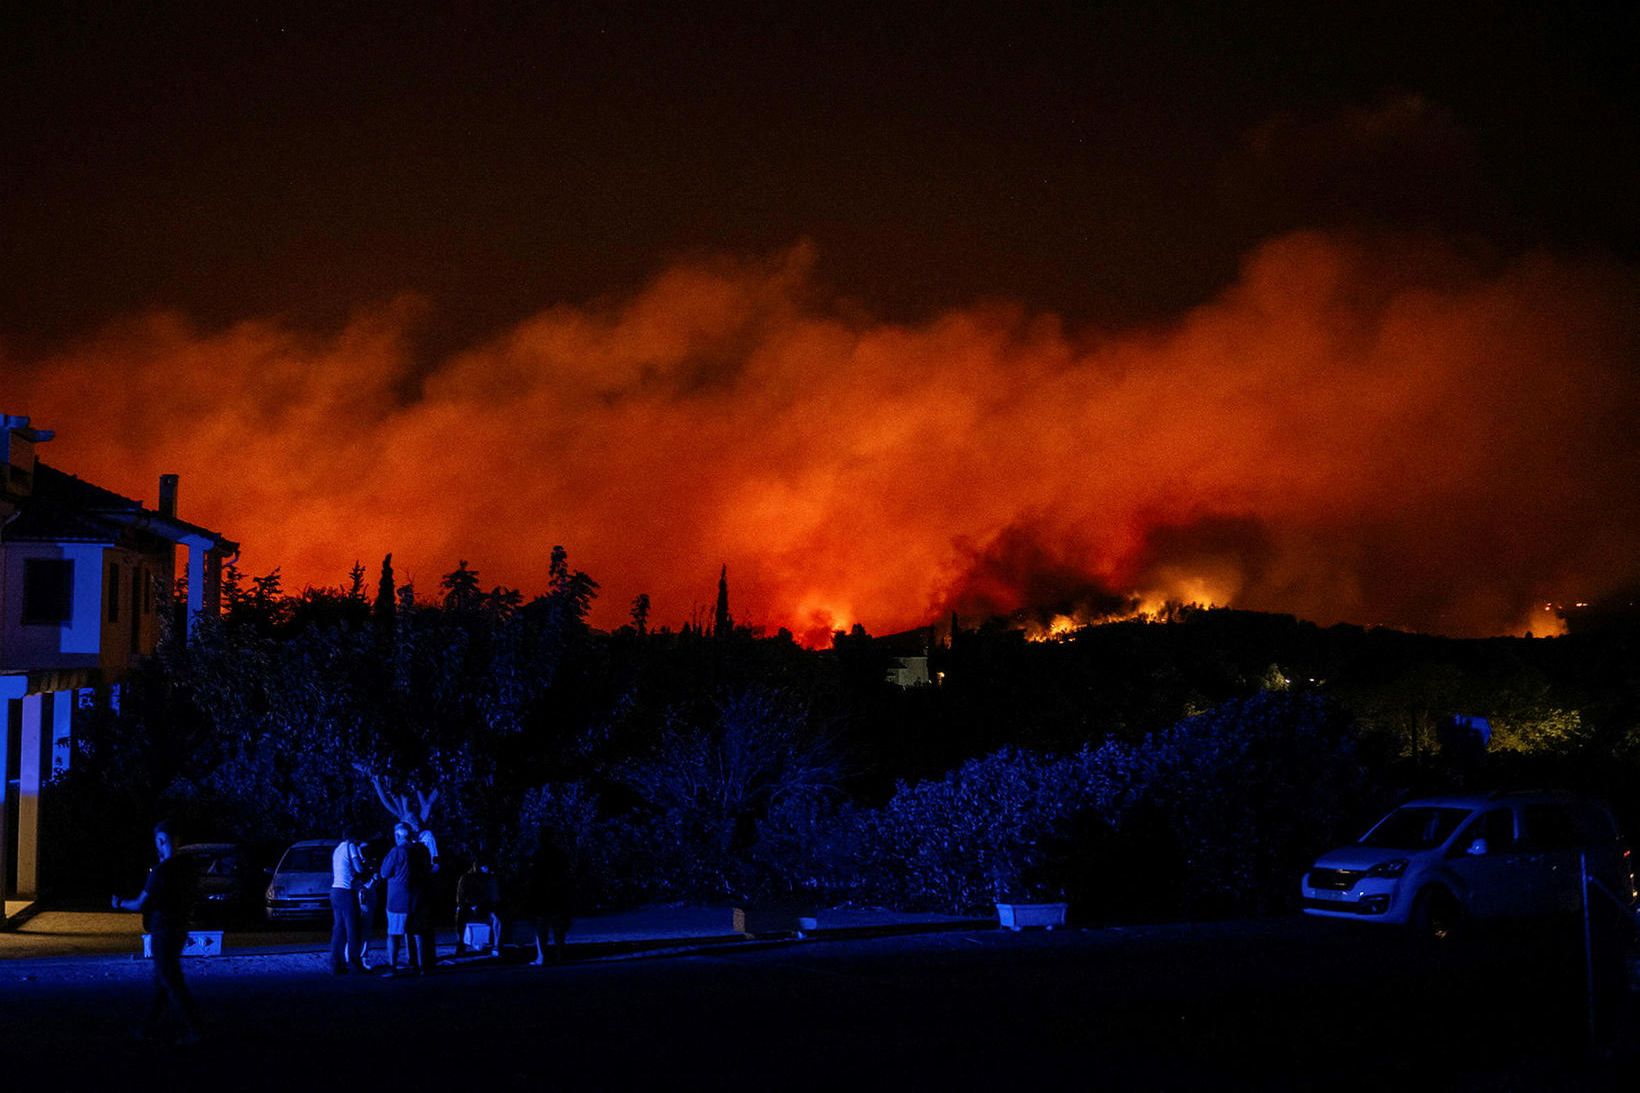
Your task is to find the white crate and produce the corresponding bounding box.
[995,902,1068,931]
[141,931,224,958]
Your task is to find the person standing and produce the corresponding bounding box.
[329,828,369,974]
[415,822,440,875]
[376,823,418,977]
[407,828,436,972]
[408,820,436,964]
[454,857,502,958]
[111,820,203,1044]
[356,833,383,969]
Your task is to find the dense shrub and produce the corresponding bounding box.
[849,747,1106,911]
[612,686,840,900]
[1127,691,1370,915]
[823,692,1369,917]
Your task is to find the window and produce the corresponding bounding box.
[277,846,334,874]
[21,559,74,624]
[108,564,121,623]
[1480,809,1516,850]
[1454,809,1516,854]
[1360,807,1471,850]
[1521,804,1580,851]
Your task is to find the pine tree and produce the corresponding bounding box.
[441,559,482,613]
[373,553,397,632]
[251,567,283,607]
[631,592,651,636]
[347,560,368,602]
[221,560,246,612]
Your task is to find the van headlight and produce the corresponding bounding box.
[1366,859,1408,878]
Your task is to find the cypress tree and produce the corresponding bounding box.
[714,564,732,639]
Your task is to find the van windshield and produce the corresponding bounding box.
[1359,807,1472,850]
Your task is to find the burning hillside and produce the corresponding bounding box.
[6,231,1637,646]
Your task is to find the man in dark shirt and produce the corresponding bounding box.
[112,820,202,1044]
[377,822,431,975]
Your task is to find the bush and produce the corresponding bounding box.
[1128,691,1370,915]
[836,692,1369,918]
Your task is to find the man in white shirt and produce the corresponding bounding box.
[329,828,369,974]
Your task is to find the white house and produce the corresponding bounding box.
[0,414,235,916]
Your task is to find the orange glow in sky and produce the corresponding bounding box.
[7,232,1637,644]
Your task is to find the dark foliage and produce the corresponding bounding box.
[42,579,1640,922]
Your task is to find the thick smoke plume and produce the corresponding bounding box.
[6,231,1637,645]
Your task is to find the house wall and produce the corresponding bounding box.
[0,542,146,673]
[97,548,160,671]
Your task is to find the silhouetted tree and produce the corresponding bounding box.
[441,559,482,613]
[372,554,396,633]
[714,565,732,638]
[484,585,523,618]
[631,593,651,636]
[347,560,368,602]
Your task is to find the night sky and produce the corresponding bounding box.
[4,2,1637,641]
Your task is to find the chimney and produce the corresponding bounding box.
[1,414,51,499]
[159,474,179,518]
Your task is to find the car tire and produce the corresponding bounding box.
[1410,887,1463,942]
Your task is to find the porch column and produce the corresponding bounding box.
[181,535,218,641]
[14,691,45,898]
[0,676,23,900]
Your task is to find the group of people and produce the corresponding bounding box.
[329,820,442,976]
[329,822,573,976]
[111,817,574,1045]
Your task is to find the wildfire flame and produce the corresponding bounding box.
[5,231,1637,646]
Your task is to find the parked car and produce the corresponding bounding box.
[1301,792,1637,938]
[176,842,260,925]
[265,839,338,922]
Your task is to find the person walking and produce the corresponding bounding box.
[111,820,203,1044]
[525,833,574,966]
[329,827,369,975]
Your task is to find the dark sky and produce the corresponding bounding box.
[5,1,1635,358]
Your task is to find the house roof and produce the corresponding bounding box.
[3,463,237,552]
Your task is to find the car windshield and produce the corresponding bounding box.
[181,850,240,877]
[1359,807,1472,850]
[278,845,334,873]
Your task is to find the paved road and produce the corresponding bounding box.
[2,916,1634,1089]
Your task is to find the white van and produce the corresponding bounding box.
[1301,792,1636,938]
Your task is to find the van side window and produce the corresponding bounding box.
[1480,809,1516,850]
[1521,804,1579,850]
[1453,809,1515,855]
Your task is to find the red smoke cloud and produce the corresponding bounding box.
[6,231,1638,645]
